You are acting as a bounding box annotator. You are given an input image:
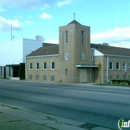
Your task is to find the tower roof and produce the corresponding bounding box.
[68,20,81,25]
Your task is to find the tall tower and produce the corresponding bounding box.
[59,19,91,83]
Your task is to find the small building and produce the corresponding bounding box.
[0,38,42,79]
[26,20,130,83]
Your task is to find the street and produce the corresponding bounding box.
[0,79,130,130]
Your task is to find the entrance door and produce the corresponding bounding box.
[79,69,87,82]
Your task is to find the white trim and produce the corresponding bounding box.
[36,62,39,70]
[91,48,95,51]
[29,63,33,70]
[95,50,103,56]
[65,53,69,60]
[116,62,120,70]
[43,62,47,70]
[122,63,126,70]
[109,62,113,70]
[81,53,84,60]
[26,54,59,59]
[51,61,55,70]
[76,64,98,68]
[105,54,130,58]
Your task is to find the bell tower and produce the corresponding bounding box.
[59,18,91,83]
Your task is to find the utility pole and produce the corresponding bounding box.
[11,21,12,40]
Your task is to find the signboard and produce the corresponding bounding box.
[98,63,102,70]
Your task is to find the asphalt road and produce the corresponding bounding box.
[0,80,130,130]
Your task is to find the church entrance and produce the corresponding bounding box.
[79,69,87,82]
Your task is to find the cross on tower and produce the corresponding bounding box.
[74,12,76,20]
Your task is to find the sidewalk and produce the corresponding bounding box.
[0,103,112,130]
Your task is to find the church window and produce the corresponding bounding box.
[36,63,39,70]
[65,69,68,75]
[43,62,47,70]
[90,54,93,60]
[29,63,33,70]
[66,31,68,43]
[109,62,113,70]
[51,62,55,70]
[51,76,55,81]
[116,62,120,70]
[65,53,69,60]
[43,75,47,81]
[82,31,84,43]
[81,53,84,60]
[123,63,126,70]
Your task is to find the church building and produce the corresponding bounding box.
[26,20,130,83]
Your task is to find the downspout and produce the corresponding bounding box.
[106,55,109,82]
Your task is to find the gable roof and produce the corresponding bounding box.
[26,43,130,57]
[91,44,130,56]
[27,44,59,57]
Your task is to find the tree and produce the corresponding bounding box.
[102,42,109,46]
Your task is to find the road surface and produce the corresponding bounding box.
[0,80,130,130]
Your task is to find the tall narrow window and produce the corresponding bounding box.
[90,54,93,60]
[82,31,84,43]
[81,53,84,60]
[29,63,33,70]
[43,62,47,70]
[65,69,68,75]
[109,62,113,70]
[36,63,39,70]
[123,63,126,70]
[51,62,55,70]
[65,53,69,60]
[116,62,120,70]
[66,31,68,43]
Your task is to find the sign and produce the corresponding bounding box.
[98,63,102,70]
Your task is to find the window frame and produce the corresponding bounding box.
[29,63,33,70]
[65,53,69,60]
[116,62,120,70]
[90,54,93,60]
[36,75,39,80]
[81,53,84,60]
[65,69,68,75]
[43,75,47,81]
[109,62,113,70]
[51,75,55,81]
[51,62,55,70]
[66,31,68,43]
[123,63,126,70]
[81,31,84,43]
[36,62,39,70]
[43,62,47,70]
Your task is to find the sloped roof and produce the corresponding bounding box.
[26,43,130,57]
[91,44,130,56]
[27,45,59,57]
[68,20,81,25]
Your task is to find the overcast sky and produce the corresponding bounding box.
[0,0,130,48]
